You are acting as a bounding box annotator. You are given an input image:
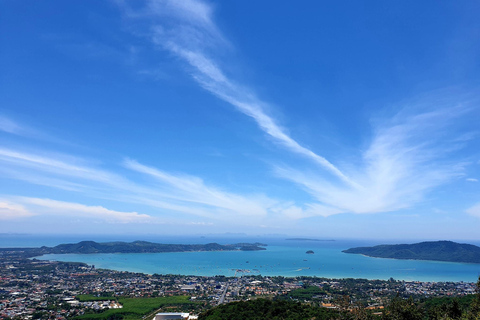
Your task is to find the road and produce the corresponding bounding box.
[218,283,229,305]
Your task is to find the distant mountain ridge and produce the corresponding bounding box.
[286,238,335,242]
[0,240,267,257]
[343,240,480,264]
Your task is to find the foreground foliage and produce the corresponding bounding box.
[198,299,340,320]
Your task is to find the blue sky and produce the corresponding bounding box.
[1,0,480,239]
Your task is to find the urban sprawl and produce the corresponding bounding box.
[0,252,477,319]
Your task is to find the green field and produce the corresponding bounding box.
[75,295,199,320]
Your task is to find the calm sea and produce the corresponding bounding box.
[2,234,480,282]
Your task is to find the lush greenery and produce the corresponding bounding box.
[382,292,480,320]
[198,299,340,320]
[75,296,200,320]
[343,241,480,263]
[284,286,327,300]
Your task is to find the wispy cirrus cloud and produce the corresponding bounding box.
[275,103,470,215]
[0,148,124,185]
[0,196,153,223]
[0,146,284,223]
[0,200,33,220]
[19,197,154,223]
[118,0,478,217]
[119,0,357,188]
[0,115,77,145]
[466,202,480,218]
[0,115,35,137]
[0,116,23,135]
[124,159,271,217]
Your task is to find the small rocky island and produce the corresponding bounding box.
[306,250,315,254]
[343,240,480,264]
[0,240,267,258]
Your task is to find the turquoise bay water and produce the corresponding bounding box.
[2,234,480,282]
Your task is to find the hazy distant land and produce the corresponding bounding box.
[343,240,480,264]
[0,240,267,257]
[286,238,335,241]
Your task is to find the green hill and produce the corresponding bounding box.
[342,240,480,263]
[0,240,266,258]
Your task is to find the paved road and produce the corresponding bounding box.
[218,283,229,305]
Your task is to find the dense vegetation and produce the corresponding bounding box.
[198,299,340,320]
[343,241,480,263]
[382,293,480,320]
[284,285,327,300]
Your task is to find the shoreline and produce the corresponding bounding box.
[6,237,480,283]
[33,251,480,283]
[355,253,480,266]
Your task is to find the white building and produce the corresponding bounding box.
[155,313,190,320]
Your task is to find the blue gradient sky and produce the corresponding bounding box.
[1,0,480,239]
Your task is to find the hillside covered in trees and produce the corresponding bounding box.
[343,241,480,263]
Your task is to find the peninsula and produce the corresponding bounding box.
[342,240,480,264]
[0,240,267,258]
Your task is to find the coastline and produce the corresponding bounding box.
[355,253,480,265]
[34,248,480,282]
[5,235,480,282]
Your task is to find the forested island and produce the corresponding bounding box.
[0,240,267,258]
[343,240,480,263]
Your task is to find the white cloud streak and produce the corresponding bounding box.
[0,196,154,223]
[0,148,122,185]
[124,159,271,217]
[19,197,154,223]
[0,116,23,135]
[275,102,471,214]
[0,200,33,220]
[0,115,65,143]
[466,202,480,218]
[1,1,477,227]
[0,147,286,222]
[117,0,478,217]
[121,0,358,188]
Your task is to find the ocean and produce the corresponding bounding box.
[2,234,480,282]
